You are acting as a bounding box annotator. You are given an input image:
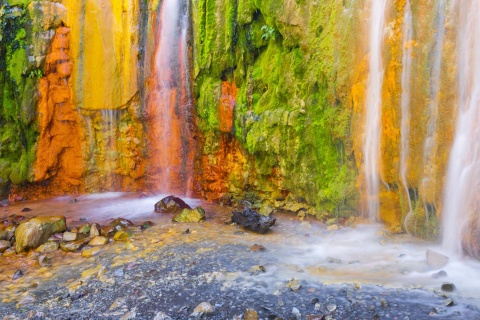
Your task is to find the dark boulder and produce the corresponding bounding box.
[154,196,191,213]
[231,208,276,234]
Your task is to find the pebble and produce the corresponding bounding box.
[244,308,258,320]
[292,307,301,319]
[287,279,301,291]
[190,302,215,318]
[432,270,448,279]
[153,311,173,320]
[441,282,456,292]
[82,247,103,258]
[444,298,455,307]
[326,304,337,312]
[12,270,24,280]
[36,242,59,253]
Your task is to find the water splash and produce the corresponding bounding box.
[400,0,414,227]
[442,0,480,257]
[363,0,387,220]
[147,0,195,195]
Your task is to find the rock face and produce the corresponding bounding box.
[155,196,192,214]
[426,249,449,269]
[172,207,206,223]
[15,216,66,253]
[231,208,276,234]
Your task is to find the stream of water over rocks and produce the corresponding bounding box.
[1,193,480,319]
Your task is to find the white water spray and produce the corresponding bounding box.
[363,0,387,220]
[400,0,414,225]
[442,0,480,257]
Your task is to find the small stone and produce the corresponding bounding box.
[153,311,173,320]
[287,279,301,291]
[244,308,258,320]
[78,223,91,234]
[82,247,103,258]
[381,298,388,308]
[314,303,321,312]
[327,257,342,264]
[141,221,155,230]
[0,240,11,253]
[62,232,78,241]
[250,244,266,252]
[3,247,16,256]
[21,208,32,212]
[12,270,24,280]
[109,297,126,310]
[326,218,337,225]
[113,268,124,277]
[0,230,6,240]
[249,265,266,275]
[326,304,337,312]
[100,226,117,237]
[113,230,132,241]
[36,242,59,253]
[37,255,50,267]
[426,249,449,269]
[432,270,448,279]
[90,223,101,237]
[89,236,109,246]
[441,282,456,292]
[60,238,88,252]
[327,225,339,231]
[190,302,215,318]
[292,307,301,319]
[110,218,134,228]
[172,207,206,223]
[444,298,454,307]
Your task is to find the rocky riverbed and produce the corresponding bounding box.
[1,193,480,319]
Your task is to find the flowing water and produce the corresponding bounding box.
[147,0,195,195]
[400,0,414,227]
[363,0,387,220]
[442,1,480,257]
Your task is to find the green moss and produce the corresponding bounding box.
[405,202,439,241]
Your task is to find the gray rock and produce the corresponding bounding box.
[426,249,449,268]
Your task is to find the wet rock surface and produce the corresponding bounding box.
[232,208,276,234]
[0,195,480,319]
[155,196,192,214]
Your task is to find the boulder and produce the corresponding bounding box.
[154,196,191,213]
[426,249,449,269]
[172,207,206,223]
[15,216,66,253]
[231,208,276,234]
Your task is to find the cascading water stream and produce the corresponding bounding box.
[442,0,480,257]
[147,0,195,195]
[363,0,387,220]
[400,0,414,226]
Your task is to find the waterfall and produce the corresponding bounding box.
[363,0,387,220]
[442,0,480,257]
[148,0,195,195]
[400,0,414,225]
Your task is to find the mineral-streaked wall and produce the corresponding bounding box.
[0,0,465,244]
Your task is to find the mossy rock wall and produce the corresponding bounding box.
[192,0,359,214]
